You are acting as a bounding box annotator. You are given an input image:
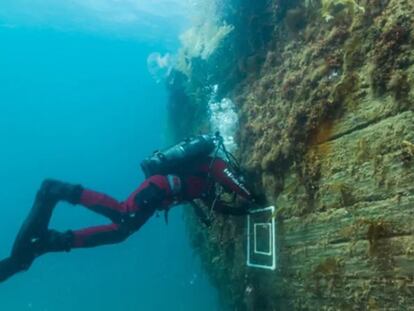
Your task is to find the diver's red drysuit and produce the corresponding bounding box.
[72,157,252,248]
[0,157,252,282]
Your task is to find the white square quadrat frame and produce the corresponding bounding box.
[246,206,276,270]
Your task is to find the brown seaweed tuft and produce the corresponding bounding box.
[371,18,411,95]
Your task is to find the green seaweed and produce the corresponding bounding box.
[321,0,365,22]
[401,140,414,164]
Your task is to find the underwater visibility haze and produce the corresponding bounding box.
[0,1,220,310]
[1,0,414,310]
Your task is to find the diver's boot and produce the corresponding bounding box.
[10,180,83,273]
[0,257,23,283]
[21,229,74,257]
[38,179,84,205]
[42,230,74,253]
[0,230,75,283]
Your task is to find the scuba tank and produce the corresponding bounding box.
[140,134,218,178]
[140,132,252,226]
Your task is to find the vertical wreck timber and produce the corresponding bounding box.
[168,0,414,309]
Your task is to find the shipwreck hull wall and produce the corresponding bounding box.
[169,0,414,309]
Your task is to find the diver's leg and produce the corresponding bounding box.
[71,205,155,249]
[72,223,130,248]
[32,189,131,249]
[78,189,126,222]
[5,180,83,280]
[73,185,162,248]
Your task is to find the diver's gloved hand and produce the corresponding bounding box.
[240,193,268,215]
[250,193,267,207]
[234,198,258,215]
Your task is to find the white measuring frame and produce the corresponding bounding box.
[247,205,276,270]
[254,223,272,255]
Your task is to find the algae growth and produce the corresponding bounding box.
[167,0,414,310]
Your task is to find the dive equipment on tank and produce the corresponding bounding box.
[140,134,218,178]
[140,132,250,226]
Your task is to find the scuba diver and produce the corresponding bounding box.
[0,133,258,283]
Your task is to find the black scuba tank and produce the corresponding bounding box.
[140,134,218,178]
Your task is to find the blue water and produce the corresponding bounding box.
[0,10,220,311]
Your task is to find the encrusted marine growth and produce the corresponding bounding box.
[169,0,414,310]
[371,17,411,96]
[320,0,365,22]
[401,140,414,164]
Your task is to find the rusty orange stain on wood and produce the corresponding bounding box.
[309,119,335,157]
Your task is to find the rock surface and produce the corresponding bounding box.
[168,0,414,309]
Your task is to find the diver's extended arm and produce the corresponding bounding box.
[207,158,253,201]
